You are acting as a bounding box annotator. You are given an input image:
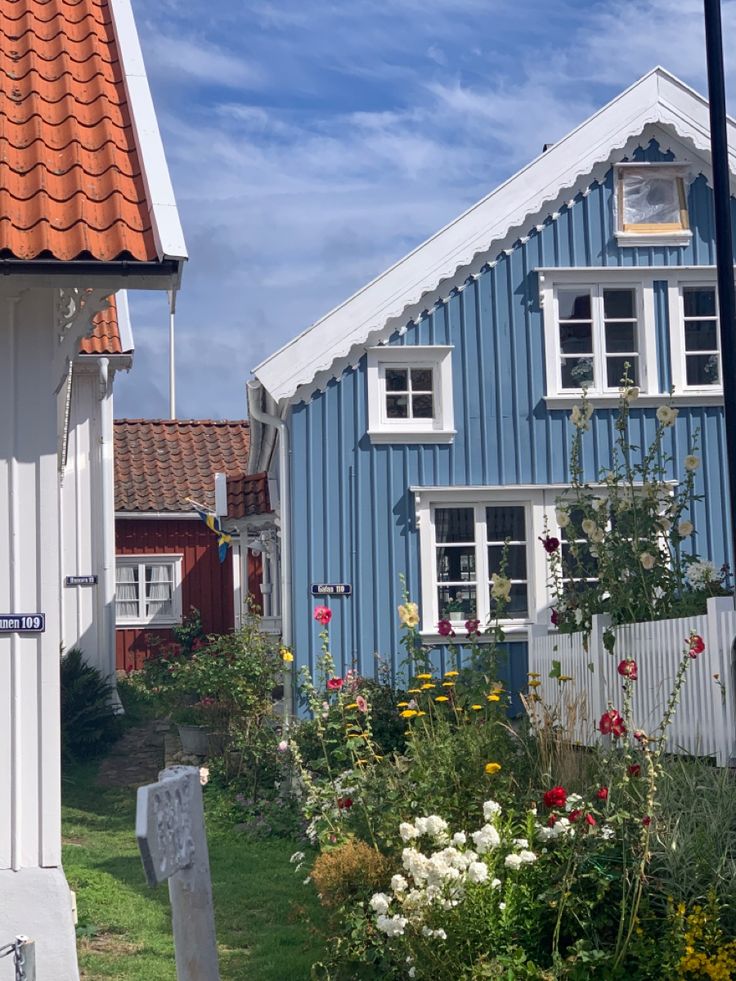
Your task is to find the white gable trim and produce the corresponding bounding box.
[254,68,736,405]
[108,0,188,270]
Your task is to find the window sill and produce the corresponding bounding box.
[420,622,532,643]
[367,429,456,445]
[615,230,692,248]
[116,619,182,630]
[544,392,724,409]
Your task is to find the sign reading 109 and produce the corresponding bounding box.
[0,614,46,633]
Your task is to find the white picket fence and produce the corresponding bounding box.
[529,597,736,766]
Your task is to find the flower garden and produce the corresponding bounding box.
[119,389,736,979]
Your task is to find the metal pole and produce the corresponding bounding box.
[704,0,736,581]
[168,290,176,419]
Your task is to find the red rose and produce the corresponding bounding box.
[628,764,641,778]
[540,535,560,554]
[465,618,481,637]
[642,815,651,827]
[617,659,638,681]
[327,677,344,691]
[546,814,558,827]
[314,605,332,625]
[337,797,353,810]
[550,609,560,626]
[569,809,583,823]
[585,813,597,827]
[543,785,568,810]
[596,786,609,801]
[688,634,705,658]
[599,708,626,738]
[437,618,455,637]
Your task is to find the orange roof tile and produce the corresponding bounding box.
[0,0,158,261]
[226,473,272,520]
[79,294,122,354]
[114,420,271,516]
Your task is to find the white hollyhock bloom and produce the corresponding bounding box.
[684,455,700,471]
[370,893,391,915]
[581,518,597,536]
[482,799,502,821]
[556,508,570,528]
[656,405,678,427]
[592,496,607,512]
[640,552,656,570]
[467,861,489,884]
[677,520,694,538]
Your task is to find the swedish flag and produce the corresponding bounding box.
[194,507,232,564]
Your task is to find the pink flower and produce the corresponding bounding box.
[355,695,368,713]
[278,740,289,752]
[465,618,481,637]
[437,618,455,637]
[599,708,626,738]
[327,677,344,691]
[688,634,705,658]
[617,659,638,680]
[585,813,597,827]
[596,786,609,801]
[642,815,651,828]
[314,605,332,626]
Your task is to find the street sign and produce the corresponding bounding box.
[0,614,45,633]
[137,766,220,981]
[311,584,352,596]
[65,575,98,587]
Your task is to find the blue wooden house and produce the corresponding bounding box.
[246,67,734,694]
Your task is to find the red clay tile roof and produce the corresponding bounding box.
[226,473,271,519]
[79,294,123,354]
[114,419,271,516]
[0,0,157,261]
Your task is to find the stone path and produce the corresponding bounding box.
[96,719,171,788]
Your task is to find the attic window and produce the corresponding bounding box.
[615,164,691,247]
[366,345,455,444]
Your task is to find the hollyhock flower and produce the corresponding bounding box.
[540,535,560,554]
[337,797,353,810]
[689,634,705,658]
[684,455,700,471]
[550,608,560,626]
[677,520,694,538]
[617,659,638,680]
[465,618,481,636]
[356,695,368,713]
[556,508,570,528]
[640,552,656,570]
[569,809,583,823]
[314,605,332,625]
[642,816,652,827]
[656,405,678,427]
[582,518,597,537]
[596,786,609,801]
[327,677,344,691]
[491,573,512,602]
[398,602,420,628]
[628,764,641,778]
[437,618,455,637]
[634,730,647,743]
[277,740,289,752]
[599,708,626,738]
[543,786,567,810]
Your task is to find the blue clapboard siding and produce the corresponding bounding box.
[287,141,732,692]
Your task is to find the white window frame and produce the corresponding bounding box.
[366,345,455,444]
[115,554,183,627]
[669,280,722,394]
[540,269,656,400]
[613,162,692,248]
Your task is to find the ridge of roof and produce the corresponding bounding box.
[114,418,250,426]
[253,67,735,404]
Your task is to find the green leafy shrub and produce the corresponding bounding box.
[61,648,121,760]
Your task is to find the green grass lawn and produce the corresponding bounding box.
[62,763,326,980]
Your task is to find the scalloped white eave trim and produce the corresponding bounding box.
[254,67,735,405]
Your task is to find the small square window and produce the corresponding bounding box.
[367,345,454,443]
[615,165,690,246]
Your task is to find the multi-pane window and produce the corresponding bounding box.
[115,557,181,625]
[617,166,688,234]
[432,504,529,624]
[557,285,640,393]
[682,286,720,387]
[385,366,434,420]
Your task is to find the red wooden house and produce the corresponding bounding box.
[114,419,273,670]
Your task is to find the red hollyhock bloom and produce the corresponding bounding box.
[546,814,558,827]
[689,634,705,658]
[540,535,560,554]
[634,730,646,743]
[596,786,609,801]
[642,815,651,827]
[569,809,583,823]
[550,608,560,626]
[314,605,332,625]
[599,708,627,738]
[465,618,481,637]
[543,785,568,810]
[617,659,638,680]
[327,677,344,691]
[337,797,353,810]
[628,764,641,778]
[437,618,455,637]
[585,813,597,827]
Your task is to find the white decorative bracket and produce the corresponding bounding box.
[53,288,112,384]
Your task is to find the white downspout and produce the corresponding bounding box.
[98,358,119,706]
[246,380,291,651]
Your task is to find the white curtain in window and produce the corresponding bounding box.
[146,564,173,618]
[116,565,139,620]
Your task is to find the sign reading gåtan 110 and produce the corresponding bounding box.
[311,584,352,596]
[0,614,46,633]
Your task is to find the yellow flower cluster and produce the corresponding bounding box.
[484,762,501,775]
[280,647,294,663]
[676,903,736,981]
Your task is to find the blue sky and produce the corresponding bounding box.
[115,0,736,420]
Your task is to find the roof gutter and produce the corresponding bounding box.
[0,258,182,290]
[247,380,291,651]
